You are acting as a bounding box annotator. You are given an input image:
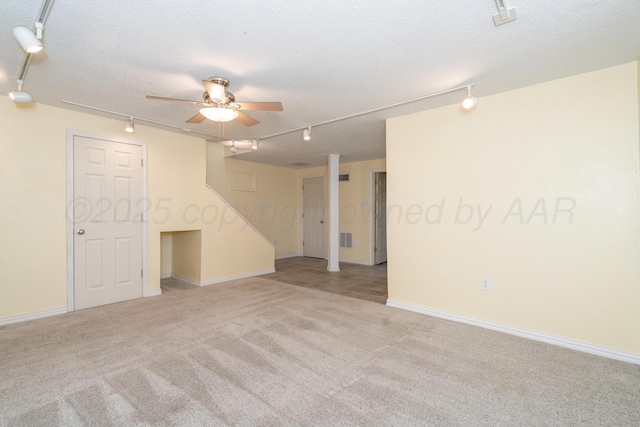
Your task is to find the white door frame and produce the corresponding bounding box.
[369,168,386,266]
[66,129,148,312]
[300,174,326,258]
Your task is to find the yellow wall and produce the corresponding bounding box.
[206,143,299,258]
[148,131,275,287]
[386,62,640,353]
[0,96,274,320]
[337,159,386,264]
[160,233,173,277]
[297,158,386,265]
[171,231,202,282]
[207,144,386,265]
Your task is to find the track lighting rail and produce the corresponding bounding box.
[61,100,226,140]
[64,82,477,145]
[259,83,475,141]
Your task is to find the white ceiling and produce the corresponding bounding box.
[1,1,639,168]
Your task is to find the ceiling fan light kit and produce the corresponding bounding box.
[199,107,239,122]
[147,76,283,126]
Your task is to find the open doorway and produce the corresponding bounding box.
[373,171,387,264]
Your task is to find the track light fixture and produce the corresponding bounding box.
[252,139,259,150]
[124,117,135,133]
[259,84,477,145]
[13,25,44,53]
[9,91,33,103]
[9,80,33,103]
[462,85,479,110]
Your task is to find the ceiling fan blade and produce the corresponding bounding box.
[235,111,260,127]
[186,113,207,123]
[236,101,283,111]
[146,95,204,105]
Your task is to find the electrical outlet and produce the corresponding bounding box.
[481,278,490,291]
[354,240,358,248]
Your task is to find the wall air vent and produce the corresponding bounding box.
[289,162,311,167]
[340,232,353,249]
[339,174,350,182]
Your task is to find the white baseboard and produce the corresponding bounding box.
[274,255,374,266]
[339,259,373,266]
[386,299,640,366]
[170,269,276,287]
[144,289,162,297]
[0,307,67,327]
[170,273,201,286]
[160,273,172,279]
[276,253,302,260]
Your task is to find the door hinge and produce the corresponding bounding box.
[141,159,144,167]
[141,269,143,277]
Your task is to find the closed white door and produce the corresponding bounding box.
[73,136,143,310]
[374,172,387,264]
[303,176,325,258]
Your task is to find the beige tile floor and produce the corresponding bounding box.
[161,257,388,304]
[260,257,388,304]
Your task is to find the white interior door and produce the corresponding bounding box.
[374,172,387,264]
[73,136,143,310]
[303,176,325,258]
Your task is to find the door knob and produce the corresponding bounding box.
[77,229,85,235]
[320,220,324,224]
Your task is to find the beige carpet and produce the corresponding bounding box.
[1,277,639,426]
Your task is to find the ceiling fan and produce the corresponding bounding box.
[146,77,283,127]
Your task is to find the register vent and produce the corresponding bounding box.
[340,232,353,249]
[339,174,350,182]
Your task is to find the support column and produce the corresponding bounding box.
[327,153,340,272]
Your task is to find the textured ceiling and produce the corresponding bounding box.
[1,1,639,168]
